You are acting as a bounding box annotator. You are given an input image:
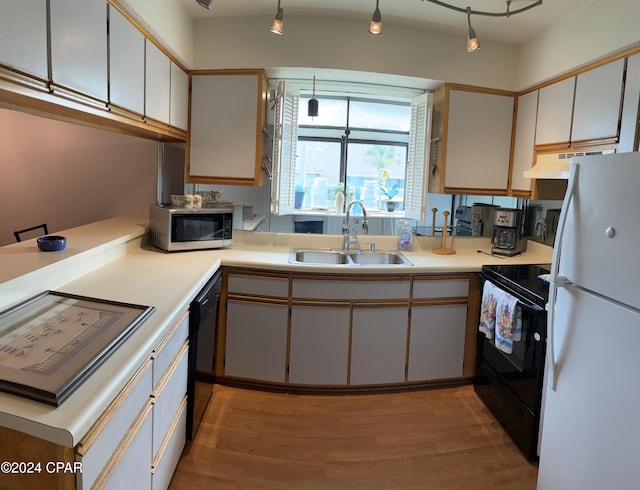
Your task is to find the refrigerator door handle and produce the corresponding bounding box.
[548,163,579,391]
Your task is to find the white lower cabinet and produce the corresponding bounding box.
[101,401,153,490]
[76,360,153,489]
[152,343,188,458]
[75,312,189,490]
[350,307,409,385]
[408,304,467,381]
[225,300,288,382]
[289,306,350,385]
[221,269,473,388]
[152,398,187,489]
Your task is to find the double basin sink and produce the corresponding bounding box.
[289,248,413,266]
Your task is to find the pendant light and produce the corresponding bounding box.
[466,7,481,52]
[368,0,382,35]
[308,76,319,118]
[270,0,284,35]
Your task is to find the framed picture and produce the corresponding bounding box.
[0,291,155,406]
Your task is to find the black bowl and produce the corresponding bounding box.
[37,235,67,252]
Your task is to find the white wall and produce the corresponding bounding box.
[193,15,519,91]
[517,0,640,89]
[0,109,157,246]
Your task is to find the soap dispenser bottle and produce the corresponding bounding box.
[397,220,414,251]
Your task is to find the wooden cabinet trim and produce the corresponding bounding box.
[226,293,290,306]
[412,297,468,307]
[0,425,75,490]
[292,272,411,282]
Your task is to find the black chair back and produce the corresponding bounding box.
[14,224,49,242]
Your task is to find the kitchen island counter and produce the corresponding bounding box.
[0,218,552,449]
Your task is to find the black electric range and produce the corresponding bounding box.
[474,263,551,461]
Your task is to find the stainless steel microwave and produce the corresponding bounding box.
[149,204,233,252]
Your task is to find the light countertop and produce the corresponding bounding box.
[0,218,552,448]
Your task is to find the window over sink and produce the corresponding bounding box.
[271,80,432,221]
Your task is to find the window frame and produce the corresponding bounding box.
[272,82,432,221]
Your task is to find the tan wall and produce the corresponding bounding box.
[118,0,195,68]
[0,108,157,246]
[517,0,640,89]
[193,15,519,91]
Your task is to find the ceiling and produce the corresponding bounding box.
[179,0,588,45]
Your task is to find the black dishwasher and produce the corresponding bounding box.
[187,270,222,440]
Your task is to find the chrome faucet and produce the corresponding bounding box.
[342,200,368,250]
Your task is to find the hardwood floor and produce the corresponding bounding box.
[169,384,538,490]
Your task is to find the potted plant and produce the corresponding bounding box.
[380,182,399,211]
[294,184,307,209]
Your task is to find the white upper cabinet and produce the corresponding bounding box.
[571,58,625,143]
[535,77,574,146]
[511,90,539,194]
[145,41,171,124]
[170,63,189,131]
[50,0,108,102]
[189,71,266,185]
[433,86,514,193]
[108,6,145,115]
[619,54,640,153]
[0,0,48,80]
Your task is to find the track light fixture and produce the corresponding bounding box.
[422,0,543,52]
[270,0,284,35]
[466,7,480,52]
[308,76,319,118]
[196,0,212,10]
[368,0,382,36]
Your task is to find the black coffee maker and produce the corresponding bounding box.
[491,208,525,256]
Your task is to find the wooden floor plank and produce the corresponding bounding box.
[169,384,538,489]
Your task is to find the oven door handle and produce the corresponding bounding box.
[479,275,544,313]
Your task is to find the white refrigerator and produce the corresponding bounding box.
[537,152,640,489]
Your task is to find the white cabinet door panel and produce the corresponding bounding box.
[0,0,48,79]
[619,54,640,153]
[152,345,188,459]
[145,40,171,123]
[350,307,408,385]
[102,403,153,490]
[108,6,144,115]
[151,314,189,388]
[511,90,538,192]
[228,274,289,297]
[170,63,189,130]
[292,279,409,300]
[77,361,152,490]
[408,305,467,381]
[289,306,350,385]
[151,398,187,490]
[571,58,624,142]
[444,90,513,190]
[189,73,261,181]
[535,77,574,146]
[50,0,108,101]
[225,300,288,382]
[412,278,469,299]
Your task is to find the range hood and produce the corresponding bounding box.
[523,148,616,179]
